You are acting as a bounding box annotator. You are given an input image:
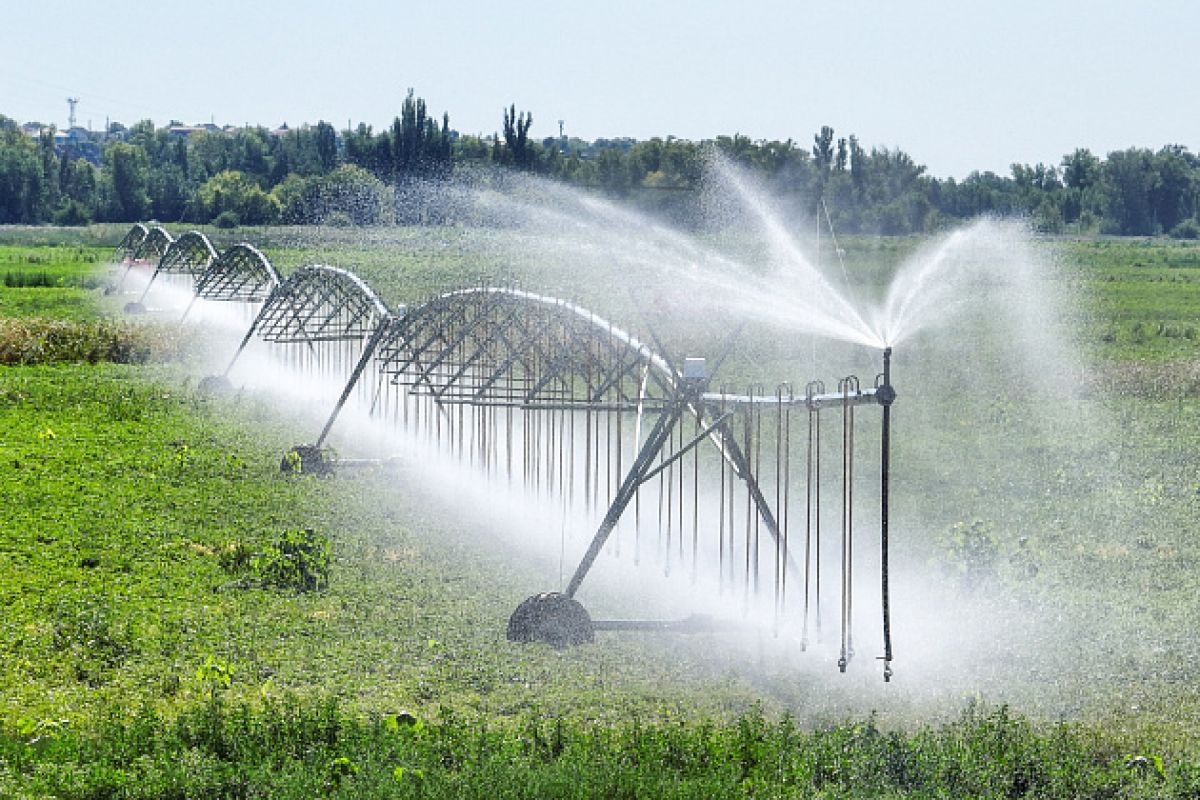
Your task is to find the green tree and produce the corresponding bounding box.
[0,118,47,222]
[315,121,338,172]
[298,165,389,225]
[1149,145,1198,233]
[500,104,533,169]
[234,128,272,179]
[1060,148,1101,224]
[343,123,379,173]
[56,155,98,223]
[193,170,280,225]
[1102,148,1155,234]
[104,141,150,221]
[848,135,866,194]
[37,129,61,212]
[812,125,835,180]
[271,173,309,223]
[715,133,756,166]
[1061,148,1100,191]
[390,90,452,177]
[596,148,631,195]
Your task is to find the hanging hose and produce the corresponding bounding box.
[718,390,728,593]
[774,384,784,628]
[877,348,896,682]
[838,376,859,672]
[801,381,821,649]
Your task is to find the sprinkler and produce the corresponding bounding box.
[191,255,901,676]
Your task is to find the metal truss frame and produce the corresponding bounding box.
[221,263,395,377]
[184,243,282,320]
[114,223,149,262]
[137,230,219,306]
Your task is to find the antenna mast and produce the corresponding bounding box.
[66,97,79,130]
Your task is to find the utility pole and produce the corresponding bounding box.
[66,97,79,130]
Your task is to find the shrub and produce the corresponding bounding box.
[253,528,331,592]
[217,540,254,575]
[1169,218,1200,239]
[322,210,354,228]
[0,318,195,364]
[3,270,54,287]
[212,210,240,229]
[939,518,999,588]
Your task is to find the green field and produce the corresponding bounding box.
[3,226,1200,797]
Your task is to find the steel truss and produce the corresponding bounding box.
[180,243,283,322]
[114,223,149,263]
[131,225,174,263]
[378,287,675,410]
[135,231,220,308]
[220,263,395,379]
[115,225,175,294]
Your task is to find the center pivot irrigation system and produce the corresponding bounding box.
[116,224,898,680]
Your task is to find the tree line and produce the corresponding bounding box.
[2,90,1198,237]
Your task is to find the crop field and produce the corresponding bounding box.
[3,226,1200,797]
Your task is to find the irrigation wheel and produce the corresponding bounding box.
[507,592,594,648]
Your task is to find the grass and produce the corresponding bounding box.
[0,363,766,727]
[4,225,1200,795]
[1058,237,1200,362]
[3,699,1191,799]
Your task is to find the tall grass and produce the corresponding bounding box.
[1,699,1193,799]
[0,318,196,365]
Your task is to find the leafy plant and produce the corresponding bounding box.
[325,756,358,791]
[253,528,331,592]
[195,655,234,698]
[939,518,999,589]
[217,540,255,576]
[282,447,303,474]
[212,210,241,229]
[1124,753,1166,781]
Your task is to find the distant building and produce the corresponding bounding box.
[167,122,225,138]
[63,128,101,164]
[18,121,102,164]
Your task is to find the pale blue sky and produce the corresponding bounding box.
[3,0,1196,178]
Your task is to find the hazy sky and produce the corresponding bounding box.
[3,0,1196,179]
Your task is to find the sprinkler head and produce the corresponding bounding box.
[507,592,594,648]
